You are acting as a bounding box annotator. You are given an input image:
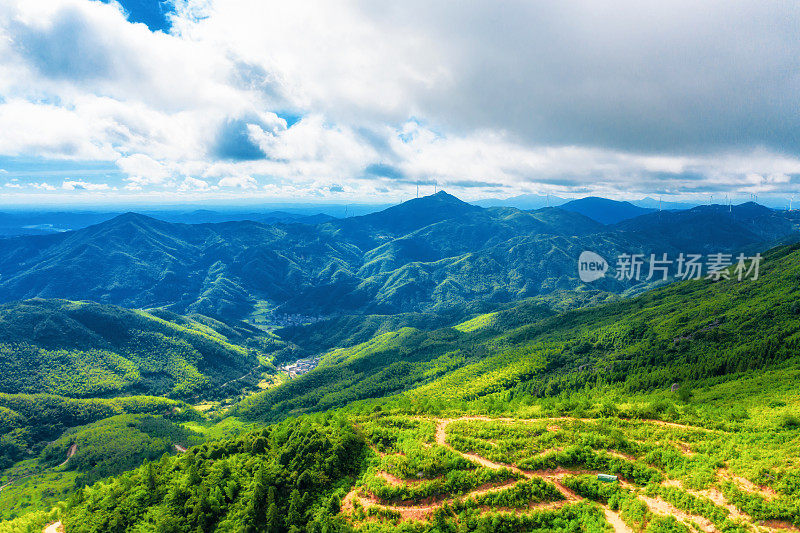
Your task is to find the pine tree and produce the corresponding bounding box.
[287,488,303,526]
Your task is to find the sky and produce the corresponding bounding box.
[0,0,798,206]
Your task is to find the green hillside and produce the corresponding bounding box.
[34,242,800,532]
[0,393,184,471]
[0,299,265,398]
[1,242,798,532]
[40,413,201,485]
[238,241,800,425]
[62,417,365,533]
[2,206,800,532]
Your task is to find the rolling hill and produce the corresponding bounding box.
[0,299,264,399]
[237,240,800,423]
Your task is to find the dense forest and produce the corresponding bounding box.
[63,417,364,532]
[0,394,184,470]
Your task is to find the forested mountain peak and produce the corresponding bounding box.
[331,190,482,235]
[559,196,656,224]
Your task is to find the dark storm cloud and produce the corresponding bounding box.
[358,1,800,156]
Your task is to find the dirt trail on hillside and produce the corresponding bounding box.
[662,479,752,523]
[345,415,746,533]
[718,469,778,500]
[604,508,634,533]
[43,522,63,533]
[57,443,77,467]
[639,494,717,532]
[431,415,720,437]
[377,471,430,486]
[342,479,543,521]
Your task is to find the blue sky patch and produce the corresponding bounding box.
[101,0,174,32]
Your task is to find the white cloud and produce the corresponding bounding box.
[29,182,55,190]
[0,0,797,202]
[0,99,117,159]
[178,176,211,191]
[249,115,378,177]
[116,154,171,188]
[61,180,110,191]
[218,175,258,189]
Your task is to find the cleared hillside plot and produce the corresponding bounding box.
[341,415,800,532]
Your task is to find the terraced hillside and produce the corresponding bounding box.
[50,398,800,533]
[343,414,800,532]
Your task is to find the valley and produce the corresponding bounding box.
[0,194,799,532]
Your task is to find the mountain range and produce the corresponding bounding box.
[0,192,796,320]
[0,209,336,237]
[237,240,800,422]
